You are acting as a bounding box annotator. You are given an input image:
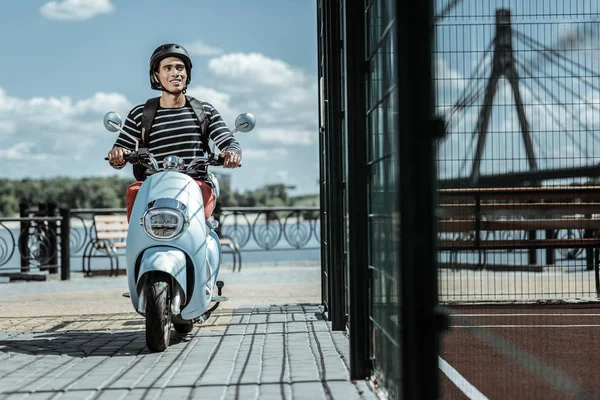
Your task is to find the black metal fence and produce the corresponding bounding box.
[434,0,600,302]
[0,205,320,280]
[0,203,71,281]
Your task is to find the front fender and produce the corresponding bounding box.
[137,247,188,303]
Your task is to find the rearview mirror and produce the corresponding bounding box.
[233,113,256,133]
[103,112,123,132]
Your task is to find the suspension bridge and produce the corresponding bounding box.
[437,8,600,188]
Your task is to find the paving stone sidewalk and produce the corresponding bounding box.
[0,266,380,400]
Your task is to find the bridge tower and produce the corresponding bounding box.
[471,9,536,184]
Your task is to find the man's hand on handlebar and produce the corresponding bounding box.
[220,151,241,168]
[107,147,132,166]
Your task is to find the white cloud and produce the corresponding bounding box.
[192,52,318,148]
[74,92,132,116]
[275,170,289,182]
[0,120,16,136]
[208,53,307,87]
[242,148,289,160]
[186,85,232,117]
[40,0,114,21]
[0,142,50,161]
[255,128,316,146]
[0,87,131,177]
[436,56,466,92]
[184,40,224,56]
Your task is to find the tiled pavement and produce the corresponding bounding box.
[0,266,380,399]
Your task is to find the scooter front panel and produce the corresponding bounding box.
[125,171,214,319]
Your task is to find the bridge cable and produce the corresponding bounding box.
[513,29,600,88]
[516,58,600,159]
[443,39,494,128]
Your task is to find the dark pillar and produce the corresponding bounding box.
[19,203,30,273]
[47,202,58,274]
[545,230,555,265]
[344,0,370,379]
[322,0,346,331]
[528,230,537,265]
[60,208,71,281]
[37,203,48,270]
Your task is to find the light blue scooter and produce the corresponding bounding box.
[103,111,255,352]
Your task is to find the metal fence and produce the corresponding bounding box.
[0,211,70,281]
[434,0,600,302]
[0,205,320,280]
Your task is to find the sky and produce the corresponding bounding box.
[0,0,319,195]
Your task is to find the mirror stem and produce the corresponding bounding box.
[108,121,140,148]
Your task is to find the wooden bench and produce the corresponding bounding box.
[438,186,600,270]
[82,215,127,276]
[82,214,242,276]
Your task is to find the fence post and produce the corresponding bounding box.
[60,208,71,281]
[528,230,537,265]
[545,229,555,265]
[19,203,30,273]
[37,203,48,270]
[47,202,58,274]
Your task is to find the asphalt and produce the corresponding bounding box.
[0,264,380,400]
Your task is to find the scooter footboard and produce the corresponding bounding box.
[136,247,188,304]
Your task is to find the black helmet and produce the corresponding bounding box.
[149,43,193,90]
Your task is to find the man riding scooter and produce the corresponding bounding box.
[106,43,242,221]
[102,44,254,352]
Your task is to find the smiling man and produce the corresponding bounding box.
[106,43,242,222]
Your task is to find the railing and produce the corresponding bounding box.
[0,212,71,281]
[0,206,322,281]
[438,186,600,302]
[218,206,321,251]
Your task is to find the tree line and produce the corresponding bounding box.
[0,177,318,217]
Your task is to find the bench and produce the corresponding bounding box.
[438,186,600,271]
[82,215,127,276]
[82,214,242,276]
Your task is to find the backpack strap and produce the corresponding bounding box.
[141,97,160,144]
[185,95,211,154]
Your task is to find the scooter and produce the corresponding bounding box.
[102,110,255,352]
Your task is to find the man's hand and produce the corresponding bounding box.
[220,151,242,168]
[107,147,131,166]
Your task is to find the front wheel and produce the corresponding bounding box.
[145,277,171,352]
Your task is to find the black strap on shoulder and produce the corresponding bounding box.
[141,97,160,144]
[185,95,211,154]
[186,95,207,124]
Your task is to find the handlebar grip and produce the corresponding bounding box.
[212,155,242,167]
[213,155,225,166]
[105,153,132,163]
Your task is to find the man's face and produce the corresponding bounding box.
[155,56,187,93]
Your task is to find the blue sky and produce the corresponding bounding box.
[0,0,319,194]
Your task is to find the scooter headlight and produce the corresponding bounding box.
[143,208,185,240]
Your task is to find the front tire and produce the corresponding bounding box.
[145,277,171,352]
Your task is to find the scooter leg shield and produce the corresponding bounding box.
[137,247,188,305]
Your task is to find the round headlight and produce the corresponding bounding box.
[143,208,185,239]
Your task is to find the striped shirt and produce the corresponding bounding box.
[112,100,242,179]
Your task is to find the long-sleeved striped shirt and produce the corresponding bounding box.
[112,99,242,179]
